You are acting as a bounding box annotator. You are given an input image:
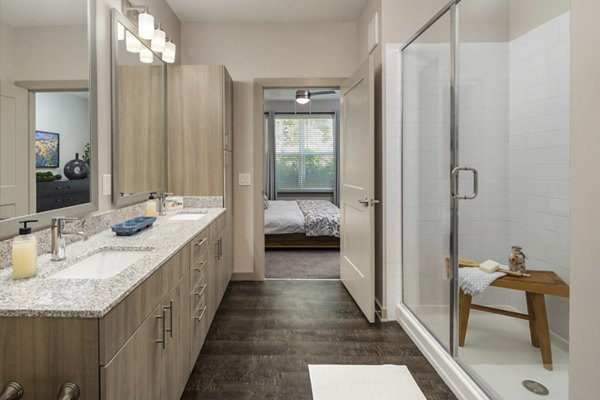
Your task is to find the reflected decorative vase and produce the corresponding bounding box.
[63,153,89,180]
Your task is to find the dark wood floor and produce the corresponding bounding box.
[181,281,457,399]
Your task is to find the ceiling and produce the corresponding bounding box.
[0,0,86,28]
[264,88,340,102]
[165,0,369,23]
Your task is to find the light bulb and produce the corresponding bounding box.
[296,98,310,105]
[140,47,153,64]
[138,12,154,40]
[125,30,142,53]
[117,23,125,41]
[151,27,166,53]
[162,40,176,63]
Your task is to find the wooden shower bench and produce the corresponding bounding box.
[458,270,569,370]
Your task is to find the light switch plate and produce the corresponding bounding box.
[238,173,251,186]
[102,174,112,196]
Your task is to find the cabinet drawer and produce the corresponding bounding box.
[36,181,63,197]
[63,191,90,207]
[190,252,207,290]
[190,295,208,368]
[190,278,208,312]
[162,244,190,298]
[190,229,209,263]
[36,195,63,212]
[63,179,89,193]
[216,213,225,232]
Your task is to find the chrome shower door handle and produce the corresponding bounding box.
[451,166,478,200]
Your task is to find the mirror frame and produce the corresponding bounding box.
[111,9,168,207]
[0,0,98,240]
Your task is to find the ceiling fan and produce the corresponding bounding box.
[295,89,336,104]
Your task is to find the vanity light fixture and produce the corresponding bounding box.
[139,47,153,63]
[295,89,311,104]
[151,23,166,53]
[125,30,142,53]
[162,37,176,63]
[138,11,154,40]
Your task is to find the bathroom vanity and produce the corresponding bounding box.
[0,208,230,399]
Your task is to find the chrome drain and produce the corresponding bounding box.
[522,380,549,395]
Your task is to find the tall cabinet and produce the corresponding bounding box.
[167,64,233,300]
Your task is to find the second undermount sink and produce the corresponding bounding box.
[50,248,152,280]
[169,211,207,221]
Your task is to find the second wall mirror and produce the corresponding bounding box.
[111,10,166,207]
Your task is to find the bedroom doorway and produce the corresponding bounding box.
[262,86,342,280]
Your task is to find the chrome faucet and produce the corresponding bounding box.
[51,217,88,261]
[158,192,173,216]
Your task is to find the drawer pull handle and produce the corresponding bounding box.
[194,284,207,298]
[194,238,208,248]
[194,306,207,322]
[164,300,174,338]
[156,309,166,349]
[194,261,207,272]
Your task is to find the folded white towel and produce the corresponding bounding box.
[459,267,506,296]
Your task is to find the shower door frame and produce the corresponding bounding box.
[400,0,498,398]
[400,0,461,357]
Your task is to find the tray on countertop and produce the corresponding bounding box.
[111,216,156,236]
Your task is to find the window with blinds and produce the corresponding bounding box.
[274,114,335,192]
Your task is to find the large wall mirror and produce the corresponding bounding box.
[0,0,97,239]
[111,10,166,207]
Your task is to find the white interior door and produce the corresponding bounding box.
[0,83,29,220]
[340,56,376,323]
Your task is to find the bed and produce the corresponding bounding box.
[264,199,340,248]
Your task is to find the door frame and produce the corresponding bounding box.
[251,78,345,281]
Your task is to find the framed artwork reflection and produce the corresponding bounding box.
[35,131,60,168]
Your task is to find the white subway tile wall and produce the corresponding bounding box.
[508,12,570,340]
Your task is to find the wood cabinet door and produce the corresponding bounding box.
[101,304,163,400]
[162,277,190,400]
[168,65,224,195]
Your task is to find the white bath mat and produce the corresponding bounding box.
[309,364,426,400]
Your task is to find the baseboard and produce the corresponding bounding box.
[231,271,262,281]
[396,303,490,400]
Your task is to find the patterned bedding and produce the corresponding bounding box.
[297,200,340,238]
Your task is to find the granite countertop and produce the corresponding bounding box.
[0,208,225,319]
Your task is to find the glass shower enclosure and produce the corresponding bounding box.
[401,0,570,398]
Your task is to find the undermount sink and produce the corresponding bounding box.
[50,248,152,280]
[169,211,207,221]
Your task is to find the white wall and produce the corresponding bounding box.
[11,26,88,82]
[508,12,570,339]
[180,21,358,274]
[569,0,600,397]
[35,92,90,175]
[0,22,15,83]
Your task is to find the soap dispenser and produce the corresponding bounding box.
[12,220,38,280]
[146,192,158,216]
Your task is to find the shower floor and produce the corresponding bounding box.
[410,305,569,400]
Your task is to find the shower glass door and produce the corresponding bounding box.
[455,0,571,398]
[401,8,453,351]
